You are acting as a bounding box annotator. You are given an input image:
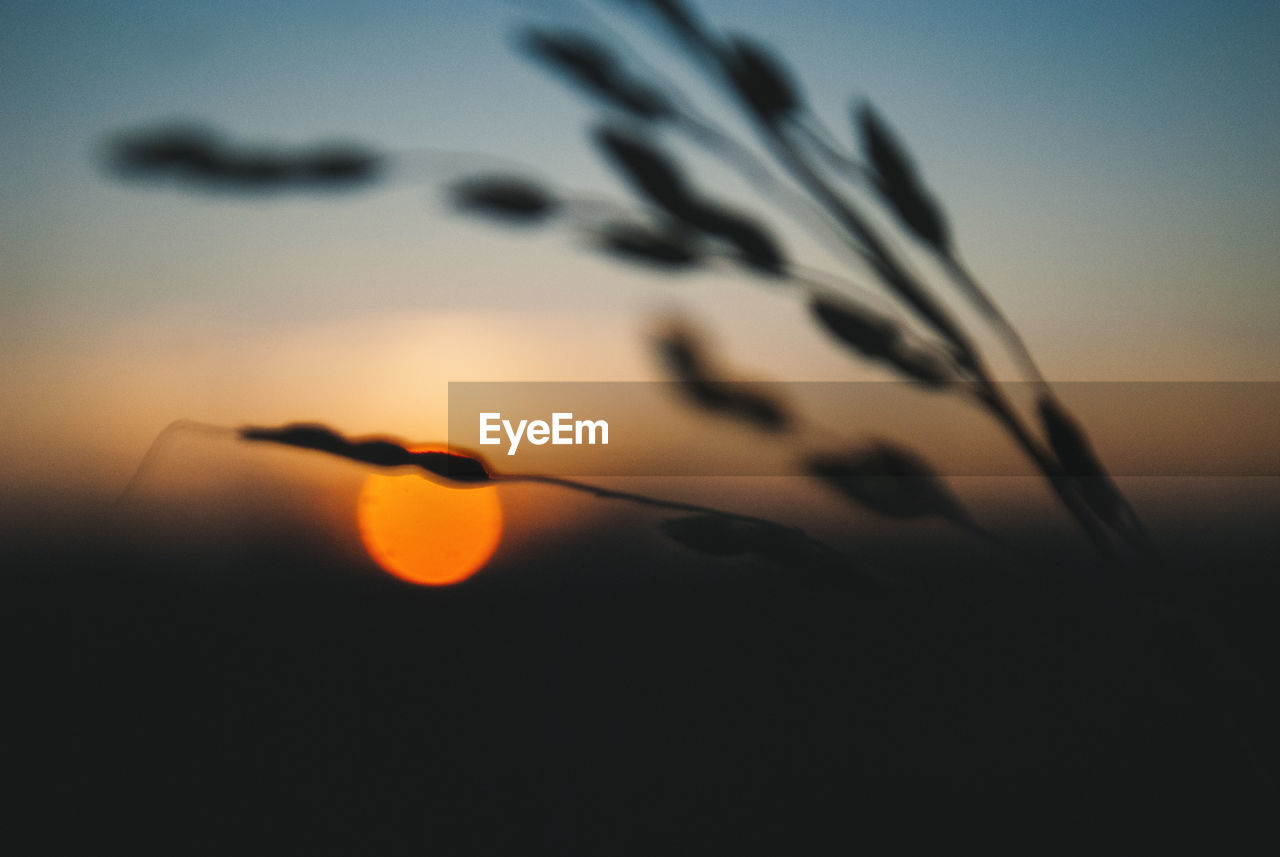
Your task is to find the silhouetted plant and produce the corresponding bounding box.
[103,0,1280,797]
[240,423,492,483]
[595,221,703,269]
[103,0,1158,571]
[119,418,870,587]
[105,123,382,191]
[654,321,791,433]
[235,421,870,585]
[449,175,562,223]
[435,0,1158,568]
[806,443,971,528]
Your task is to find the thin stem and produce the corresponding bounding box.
[967,379,1118,561]
[747,122,1108,558]
[674,114,871,261]
[496,473,869,576]
[127,418,854,568]
[500,472,800,530]
[944,254,1159,561]
[528,0,1145,566]
[116,419,238,504]
[762,122,979,368]
[752,121,1125,563]
[792,119,871,184]
[940,253,1050,391]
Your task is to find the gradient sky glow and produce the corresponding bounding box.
[2,0,1278,522]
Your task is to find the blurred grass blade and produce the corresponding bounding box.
[810,297,953,388]
[656,321,705,379]
[618,0,710,49]
[105,124,382,191]
[296,146,382,183]
[811,296,899,359]
[520,29,672,120]
[595,127,786,275]
[659,515,879,591]
[594,126,695,217]
[655,323,790,432]
[107,125,220,176]
[681,380,789,432]
[807,442,970,525]
[240,423,491,483]
[684,200,787,275]
[597,221,704,269]
[855,103,950,251]
[889,344,954,388]
[450,175,560,223]
[660,514,819,564]
[720,35,802,123]
[1038,398,1125,525]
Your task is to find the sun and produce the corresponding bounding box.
[356,457,503,586]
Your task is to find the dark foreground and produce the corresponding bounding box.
[4,520,1278,855]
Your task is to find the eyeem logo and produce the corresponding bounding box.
[479,412,609,456]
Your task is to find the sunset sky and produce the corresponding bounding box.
[7,6,1280,846]
[3,0,1278,554]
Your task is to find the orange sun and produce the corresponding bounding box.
[356,457,502,586]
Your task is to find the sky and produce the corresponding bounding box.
[8,7,1280,846]
[2,0,1278,544]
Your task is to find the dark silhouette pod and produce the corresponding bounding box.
[450,175,560,223]
[521,29,672,120]
[240,423,491,483]
[856,103,950,251]
[720,35,802,123]
[1038,397,1125,525]
[807,442,970,525]
[597,222,703,269]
